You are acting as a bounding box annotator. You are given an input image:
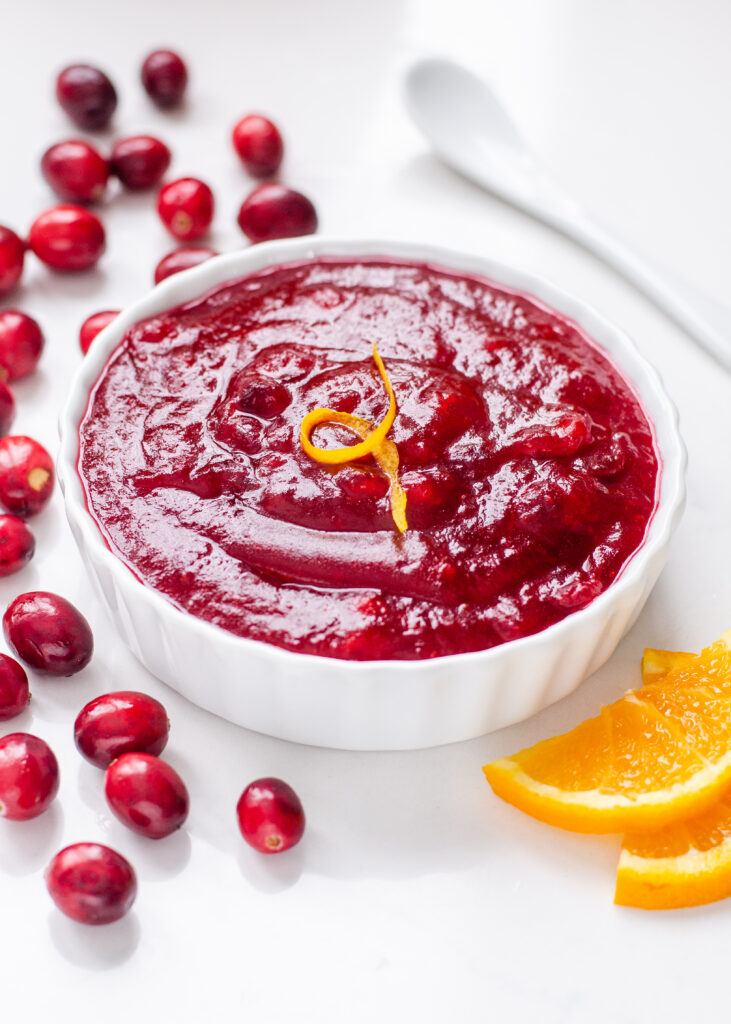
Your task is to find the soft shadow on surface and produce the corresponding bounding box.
[106,825,193,883]
[182,615,654,886]
[0,803,64,875]
[395,150,498,206]
[237,838,305,894]
[76,760,107,817]
[120,827,193,882]
[48,909,141,969]
[28,662,108,724]
[187,711,509,882]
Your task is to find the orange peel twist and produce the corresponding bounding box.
[299,344,408,533]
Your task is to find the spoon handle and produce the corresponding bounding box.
[518,185,731,371]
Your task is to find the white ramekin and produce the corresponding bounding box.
[57,238,686,750]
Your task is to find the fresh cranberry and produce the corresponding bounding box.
[75,691,169,769]
[0,733,59,820]
[237,184,317,243]
[3,592,93,676]
[79,310,119,355]
[0,380,14,436]
[0,311,44,380]
[0,436,54,516]
[46,843,136,925]
[0,514,34,576]
[105,752,189,839]
[0,227,25,296]
[56,64,117,131]
[141,50,188,108]
[232,115,284,178]
[41,140,109,204]
[236,777,305,854]
[28,205,105,272]
[0,655,29,721]
[154,245,218,284]
[157,178,214,241]
[110,135,171,191]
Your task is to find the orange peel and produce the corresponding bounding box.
[641,648,696,687]
[299,344,408,533]
[300,345,396,465]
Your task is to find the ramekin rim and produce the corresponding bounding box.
[57,236,687,675]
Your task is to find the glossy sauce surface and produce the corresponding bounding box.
[79,258,659,660]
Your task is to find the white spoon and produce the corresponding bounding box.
[405,57,731,371]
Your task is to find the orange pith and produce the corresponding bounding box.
[483,637,731,835]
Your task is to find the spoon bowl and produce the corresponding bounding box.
[405,57,731,370]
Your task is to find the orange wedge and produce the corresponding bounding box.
[641,648,696,686]
[616,793,731,909]
[483,635,731,834]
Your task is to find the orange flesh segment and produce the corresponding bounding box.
[483,638,731,834]
[299,344,407,533]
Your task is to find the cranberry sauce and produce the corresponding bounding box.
[79,258,658,660]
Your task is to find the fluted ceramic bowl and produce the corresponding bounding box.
[57,238,686,750]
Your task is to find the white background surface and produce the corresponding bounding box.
[1,1,730,1021]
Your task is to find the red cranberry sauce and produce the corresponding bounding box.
[79,259,659,660]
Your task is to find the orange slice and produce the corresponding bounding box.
[616,794,731,909]
[641,648,696,686]
[483,635,731,834]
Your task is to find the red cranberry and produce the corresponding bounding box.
[232,115,284,178]
[75,691,169,769]
[105,753,189,839]
[110,135,171,191]
[0,227,25,296]
[0,655,29,721]
[56,64,117,131]
[511,411,593,458]
[3,592,93,676]
[0,311,44,381]
[154,245,218,284]
[237,184,317,243]
[0,514,34,576]
[0,379,14,436]
[28,205,105,272]
[0,436,54,516]
[46,843,136,925]
[79,310,119,355]
[41,140,109,204]
[337,467,389,501]
[141,50,188,109]
[237,376,292,418]
[236,777,305,854]
[157,178,214,241]
[586,432,631,480]
[0,733,59,820]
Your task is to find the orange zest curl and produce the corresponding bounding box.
[299,344,408,533]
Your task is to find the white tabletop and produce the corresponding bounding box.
[2,1,730,1021]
